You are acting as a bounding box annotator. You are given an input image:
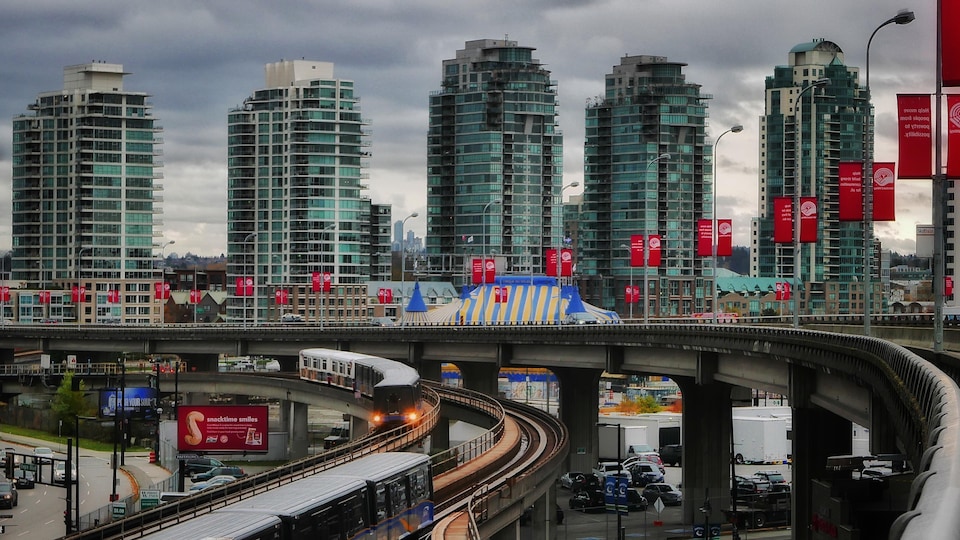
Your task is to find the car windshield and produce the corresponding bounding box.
[0,484,11,493]
[764,472,785,482]
[34,447,53,456]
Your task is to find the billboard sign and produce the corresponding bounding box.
[177,405,269,453]
[99,387,159,418]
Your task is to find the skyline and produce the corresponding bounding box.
[0,1,942,258]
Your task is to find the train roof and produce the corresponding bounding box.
[225,475,368,515]
[139,510,281,539]
[320,451,431,482]
[300,348,419,387]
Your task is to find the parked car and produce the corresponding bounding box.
[734,475,761,502]
[641,483,683,506]
[624,445,665,473]
[593,461,625,478]
[159,492,193,504]
[659,444,682,466]
[370,316,396,327]
[624,487,649,511]
[191,466,246,483]
[626,462,664,487]
[753,470,789,491]
[53,461,77,485]
[569,488,605,513]
[563,312,599,325]
[0,481,17,508]
[184,457,225,476]
[559,471,601,492]
[280,313,305,323]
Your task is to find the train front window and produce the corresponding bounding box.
[387,393,400,414]
[410,468,429,504]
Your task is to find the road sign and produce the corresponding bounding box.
[112,502,126,519]
[654,497,665,513]
[176,453,199,461]
[140,490,160,510]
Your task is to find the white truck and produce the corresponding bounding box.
[630,413,682,451]
[323,421,350,450]
[732,416,790,464]
[598,425,648,461]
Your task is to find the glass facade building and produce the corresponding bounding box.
[11,63,162,324]
[579,56,711,316]
[226,60,383,324]
[750,39,877,315]
[426,39,563,286]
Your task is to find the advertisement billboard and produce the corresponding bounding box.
[99,387,159,418]
[177,405,269,453]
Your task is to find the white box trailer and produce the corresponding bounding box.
[598,425,648,461]
[732,416,790,464]
[599,412,681,452]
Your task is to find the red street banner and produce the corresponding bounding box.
[472,258,484,283]
[717,219,733,257]
[235,277,246,297]
[775,281,792,301]
[949,95,960,178]
[546,250,558,276]
[697,219,712,256]
[630,235,645,267]
[647,235,662,267]
[39,291,51,304]
[560,248,573,277]
[274,289,289,305]
[189,289,202,304]
[838,161,863,221]
[311,272,321,292]
[494,286,509,303]
[154,282,171,300]
[800,197,817,243]
[377,287,393,304]
[322,272,332,293]
[773,197,793,243]
[897,94,932,179]
[944,0,960,87]
[0,286,9,302]
[872,162,896,221]
[177,405,269,453]
[947,276,955,297]
[624,285,639,304]
[235,277,254,296]
[484,258,497,282]
[71,286,86,303]
[107,289,120,303]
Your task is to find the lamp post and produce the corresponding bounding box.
[862,9,915,336]
[399,213,418,325]
[643,154,670,324]
[157,240,175,326]
[554,182,579,325]
[711,126,743,324]
[620,244,633,320]
[481,200,501,326]
[792,78,830,329]
[243,233,256,327]
[320,224,336,329]
[597,422,625,540]
[76,247,91,326]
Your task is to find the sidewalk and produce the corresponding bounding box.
[0,431,174,499]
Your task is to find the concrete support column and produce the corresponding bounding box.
[869,393,899,456]
[790,365,852,540]
[554,367,601,474]
[350,415,369,441]
[458,362,500,397]
[184,392,210,406]
[289,401,309,459]
[278,399,291,434]
[676,374,733,528]
[431,416,451,450]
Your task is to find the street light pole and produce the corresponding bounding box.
[76,247,91,326]
[793,78,830,329]
[320,223,336,329]
[643,154,670,324]
[555,182,579,324]
[711,126,743,324]
[399,213,418,326]
[598,422,625,539]
[862,9,915,336]
[481,200,501,326]
[157,240,174,326]
[620,244,633,320]
[243,233,256,327]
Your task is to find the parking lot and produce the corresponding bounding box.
[539,463,793,539]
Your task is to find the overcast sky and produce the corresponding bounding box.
[0,0,941,258]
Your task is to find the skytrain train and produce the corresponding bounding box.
[299,348,423,427]
[141,452,434,540]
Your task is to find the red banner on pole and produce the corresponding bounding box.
[560,249,573,277]
[697,219,712,256]
[630,235,644,267]
[311,272,321,293]
[377,287,393,304]
[107,289,119,303]
[494,286,509,303]
[897,94,932,179]
[625,285,633,304]
[775,281,792,301]
[189,289,202,304]
[154,282,171,300]
[947,276,955,297]
[274,289,289,305]
[71,286,86,303]
[838,162,863,221]
[38,291,50,304]
[322,272,332,293]
[944,0,960,87]
[774,197,793,244]
[472,258,484,283]
[948,95,960,178]
[545,250,558,277]
[484,258,496,283]
[647,235,662,267]
[800,197,817,243]
[872,162,896,221]
[235,277,246,297]
[0,287,9,302]
[717,219,733,257]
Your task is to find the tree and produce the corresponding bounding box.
[51,373,91,435]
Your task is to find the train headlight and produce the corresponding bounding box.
[407,412,418,422]
[372,414,382,424]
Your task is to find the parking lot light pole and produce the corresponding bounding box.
[598,422,625,539]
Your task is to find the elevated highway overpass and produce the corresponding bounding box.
[0,322,957,539]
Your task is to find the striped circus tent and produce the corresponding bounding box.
[398,282,433,325]
[424,276,620,325]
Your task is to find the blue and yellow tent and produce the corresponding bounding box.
[422,276,620,325]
